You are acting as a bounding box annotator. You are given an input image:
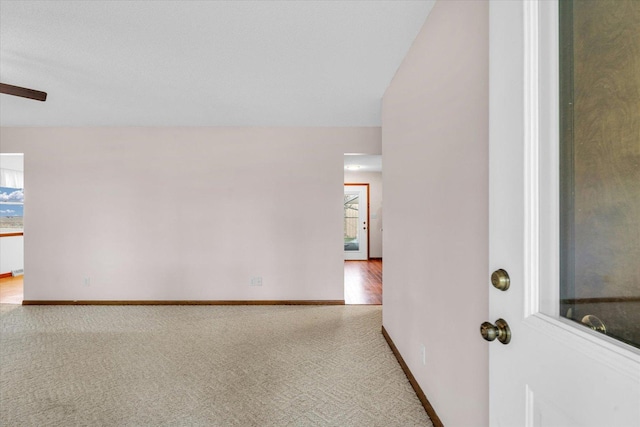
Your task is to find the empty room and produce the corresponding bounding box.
[1,1,639,426]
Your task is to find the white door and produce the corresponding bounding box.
[344,184,368,260]
[489,1,640,426]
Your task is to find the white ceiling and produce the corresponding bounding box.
[0,0,435,127]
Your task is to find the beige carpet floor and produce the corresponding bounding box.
[0,304,433,426]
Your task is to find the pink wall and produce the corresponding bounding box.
[0,127,380,301]
[382,1,489,425]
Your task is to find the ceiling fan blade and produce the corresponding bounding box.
[0,82,47,102]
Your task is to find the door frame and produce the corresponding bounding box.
[344,183,370,260]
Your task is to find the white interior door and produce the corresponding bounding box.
[489,1,640,426]
[344,185,368,260]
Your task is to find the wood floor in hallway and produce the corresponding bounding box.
[344,259,382,305]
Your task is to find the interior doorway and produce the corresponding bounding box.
[344,154,383,305]
[0,153,24,304]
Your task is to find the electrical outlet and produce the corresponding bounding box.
[83,277,91,287]
[250,277,263,286]
[421,344,426,365]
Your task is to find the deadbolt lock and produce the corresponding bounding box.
[491,269,510,291]
[480,318,511,344]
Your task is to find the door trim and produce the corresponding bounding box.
[344,183,370,260]
[523,0,541,318]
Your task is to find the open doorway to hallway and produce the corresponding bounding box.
[344,154,382,305]
[0,153,24,304]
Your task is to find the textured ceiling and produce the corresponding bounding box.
[0,0,435,127]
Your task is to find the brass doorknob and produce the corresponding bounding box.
[581,314,606,334]
[480,318,511,344]
[491,269,510,291]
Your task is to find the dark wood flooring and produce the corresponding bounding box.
[1,261,384,306]
[344,259,382,305]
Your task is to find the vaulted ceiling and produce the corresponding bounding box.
[0,0,435,127]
